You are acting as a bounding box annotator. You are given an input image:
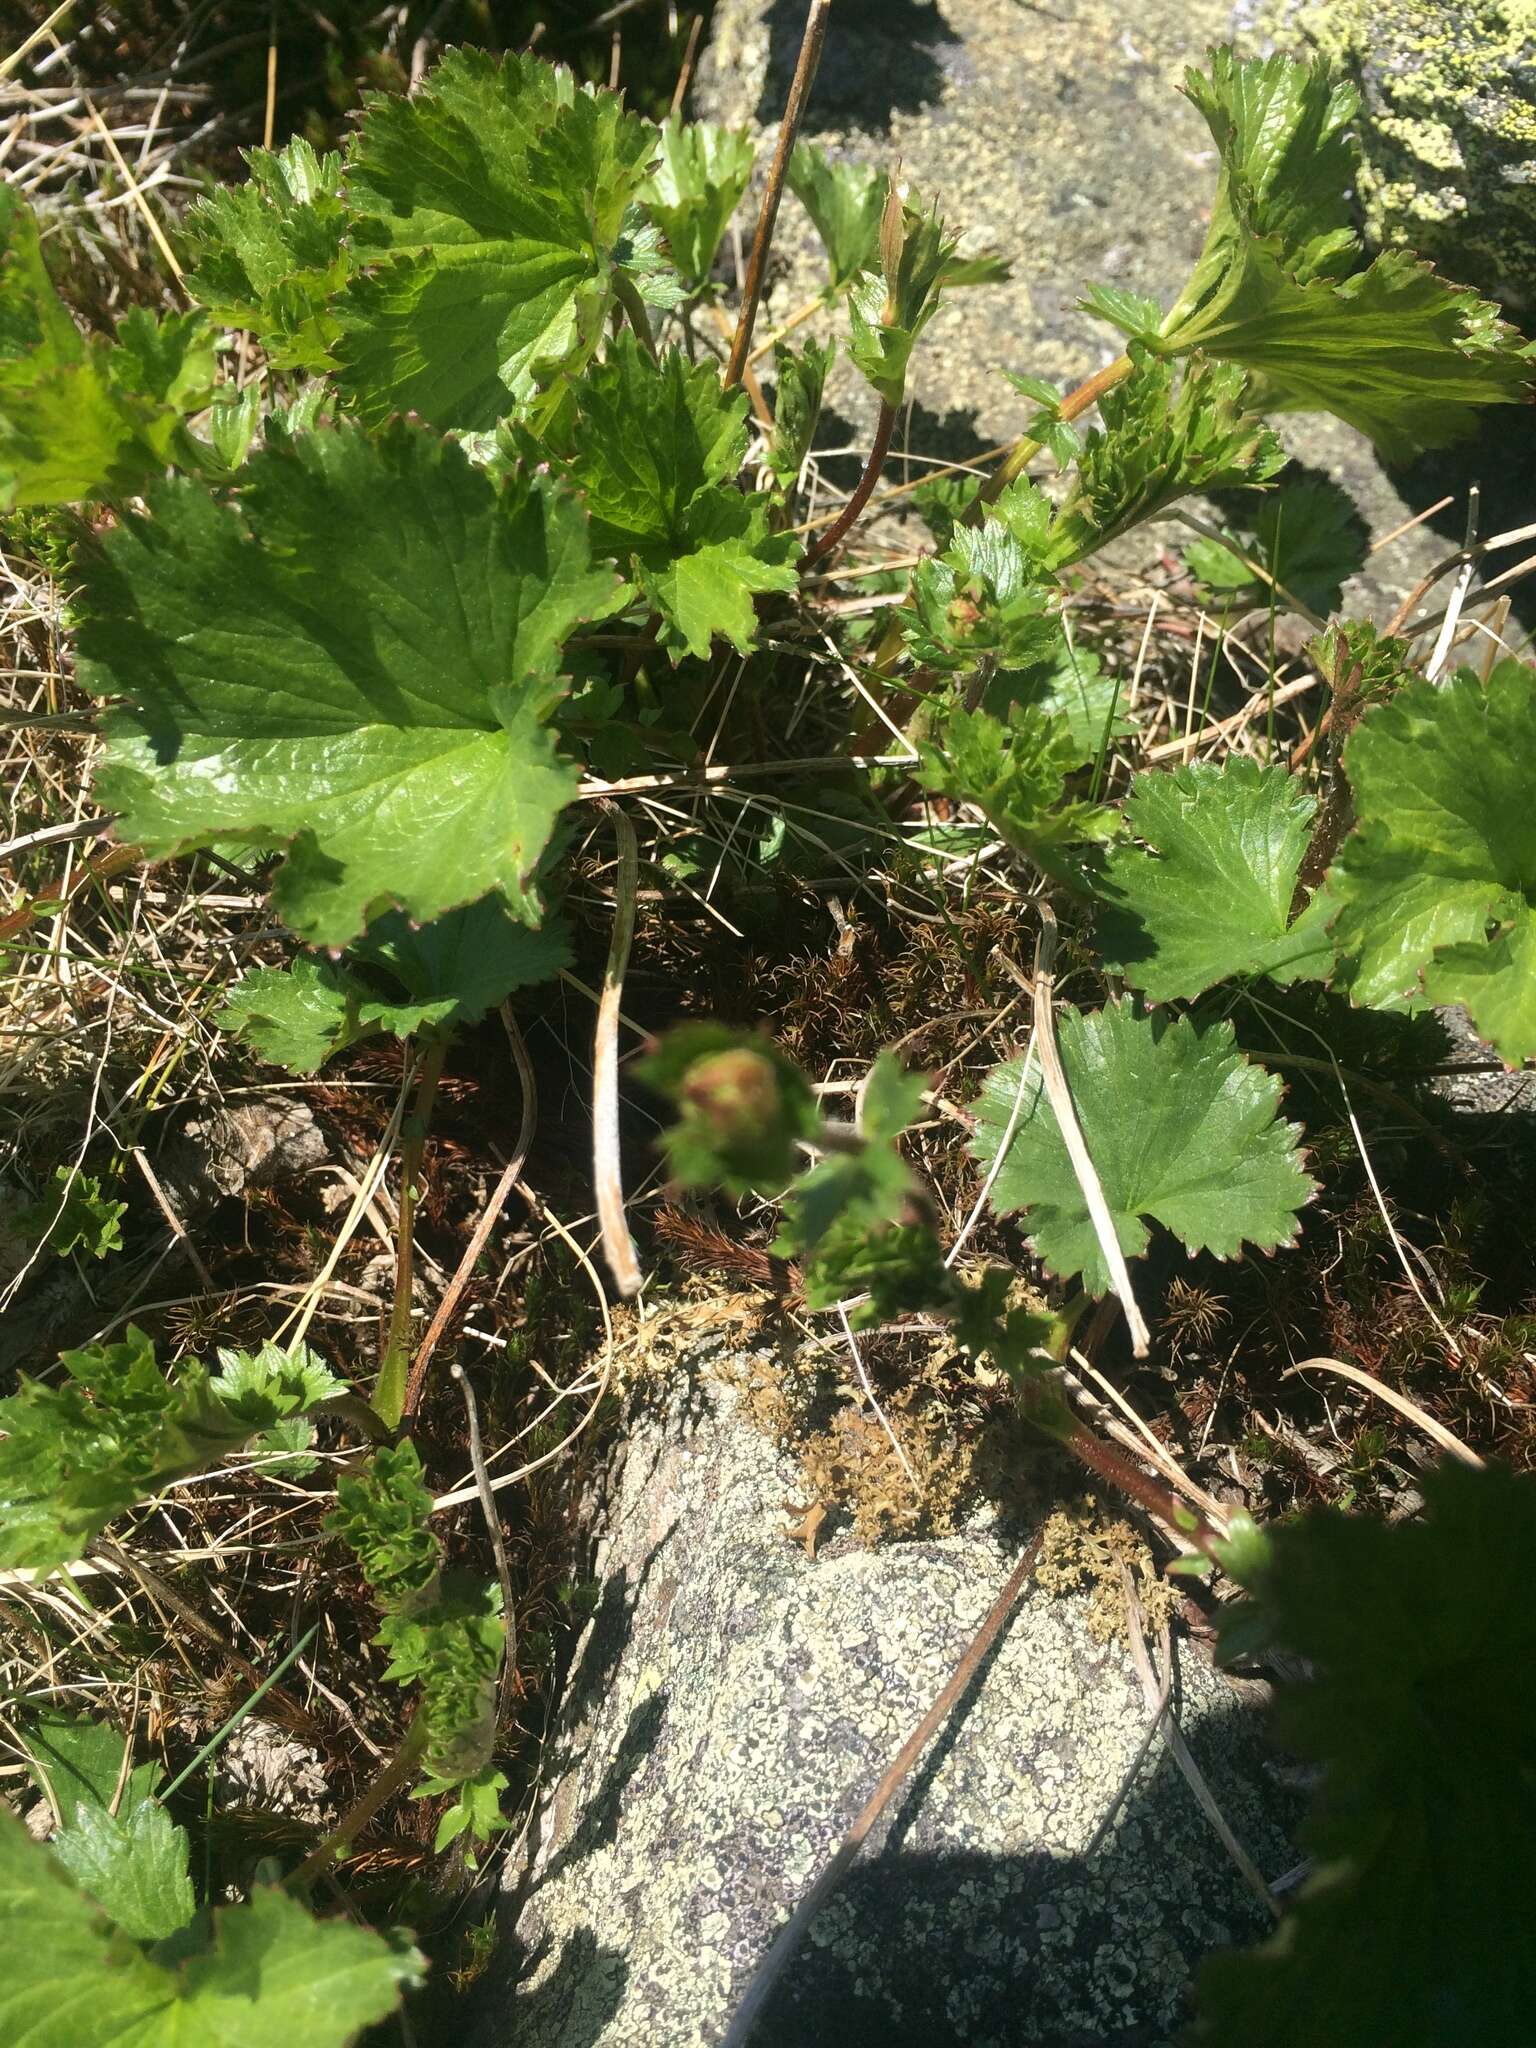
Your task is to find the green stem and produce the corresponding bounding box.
[613,268,660,365]
[973,351,1133,512]
[374,1037,449,1430]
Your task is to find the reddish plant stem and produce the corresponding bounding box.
[1060,1413,1227,1563]
[800,399,897,570]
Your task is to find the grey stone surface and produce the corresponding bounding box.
[473,1368,1298,2048]
[694,0,1491,619]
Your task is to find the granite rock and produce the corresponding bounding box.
[1282,0,1536,311]
[472,1368,1298,2048]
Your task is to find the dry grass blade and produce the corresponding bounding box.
[1120,1565,1282,1921]
[402,1008,538,1419]
[593,799,643,1298]
[1281,1357,1484,1469]
[1030,906,1151,1357]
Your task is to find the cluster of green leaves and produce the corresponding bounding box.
[20,1165,127,1262]
[1193,1461,1536,2046]
[3,1713,417,2046]
[0,187,212,510]
[1086,48,1533,459]
[0,1328,344,1573]
[327,1444,507,1854]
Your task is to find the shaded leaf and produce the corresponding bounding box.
[766,336,834,487]
[1194,1462,1536,2047]
[1186,471,1369,617]
[983,638,1137,765]
[1097,759,1336,999]
[0,190,214,509]
[970,1001,1314,1294]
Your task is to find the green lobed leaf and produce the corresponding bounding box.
[23,1715,160,1829]
[915,703,1120,896]
[1185,470,1369,618]
[1043,349,1286,567]
[903,504,1060,675]
[0,190,214,510]
[641,115,755,290]
[378,1573,504,1781]
[0,1808,419,2048]
[50,1800,194,1943]
[25,1166,126,1261]
[180,139,350,373]
[787,143,890,293]
[773,1052,928,1277]
[766,337,835,487]
[982,638,1137,766]
[969,1000,1314,1293]
[1096,759,1336,1000]
[334,49,660,432]
[1193,1462,1536,2047]
[78,420,617,949]
[567,335,797,657]
[845,194,958,408]
[217,957,369,1077]
[1151,48,1533,461]
[1326,661,1536,1064]
[220,899,571,1073]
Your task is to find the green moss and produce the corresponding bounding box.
[1296,1,1536,304]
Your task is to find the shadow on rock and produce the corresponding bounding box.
[1395,404,1536,635]
[748,1700,1285,2048]
[759,0,960,131]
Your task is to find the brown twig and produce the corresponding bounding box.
[402,1011,538,1420]
[720,1528,1044,2047]
[723,0,832,390]
[671,10,705,115]
[800,399,897,570]
[286,1715,427,1891]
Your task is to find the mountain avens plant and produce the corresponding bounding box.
[5,31,1533,2044]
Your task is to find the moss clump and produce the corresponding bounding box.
[1035,1498,1177,1644]
[1295,1,1536,305]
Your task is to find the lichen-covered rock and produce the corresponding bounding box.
[693,0,1452,612]
[471,1369,1298,2048]
[1290,0,1536,309]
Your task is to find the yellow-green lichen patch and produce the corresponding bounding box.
[1296,1,1536,304]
